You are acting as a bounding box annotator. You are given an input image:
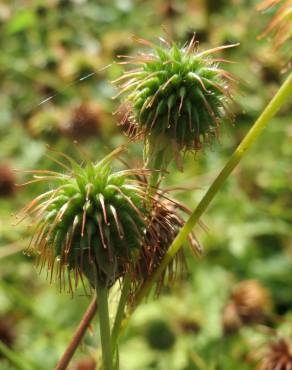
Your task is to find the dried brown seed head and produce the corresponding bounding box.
[260,338,292,370]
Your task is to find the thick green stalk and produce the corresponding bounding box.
[134,71,292,307]
[145,134,173,198]
[111,276,131,352]
[146,146,165,195]
[96,282,113,370]
[111,276,131,370]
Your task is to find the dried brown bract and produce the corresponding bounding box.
[260,338,292,370]
[135,195,202,295]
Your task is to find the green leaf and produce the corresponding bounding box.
[5,10,36,34]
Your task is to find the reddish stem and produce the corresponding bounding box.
[55,297,98,370]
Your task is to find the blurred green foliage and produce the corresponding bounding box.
[0,1,291,369]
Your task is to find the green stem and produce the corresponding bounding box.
[0,340,35,370]
[96,282,113,370]
[134,71,292,307]
[145,134,173,199]
[146,149,165,199]
[111,276,131,352]
[111,276,131,370]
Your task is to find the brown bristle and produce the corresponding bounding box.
[258,0,292,49]
[114,102,143,141]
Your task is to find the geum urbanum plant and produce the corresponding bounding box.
[17,22,292,368]
[112,31,291,348]
[114,35,238,185]
[17,146,201,370]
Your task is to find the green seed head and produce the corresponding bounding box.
[19,147,157,290]
[19,148,202,294]
[145,319,176,351]
[115,36,238,169]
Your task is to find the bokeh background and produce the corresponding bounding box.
[0,1,291,369]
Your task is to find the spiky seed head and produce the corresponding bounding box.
[114,36,237,170]
[223,280,270,333]
[260,338,292,370]
[145,319,176,351]
[18,148,202,294]
[18,147,160,291]
[231,280,270,323]
[60,102,102,140]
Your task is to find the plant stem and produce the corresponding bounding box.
[96,282,113,370]
[0,340,35,370]
[146,149,164,201]
[111,276,131,352]
[55,297,97,370]
[145,134,172,198]
[133,72,292,307]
